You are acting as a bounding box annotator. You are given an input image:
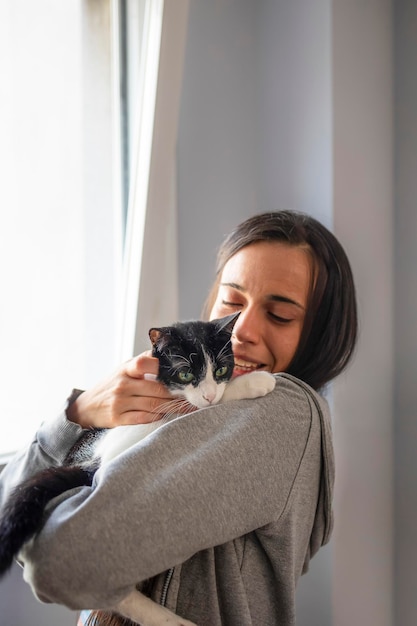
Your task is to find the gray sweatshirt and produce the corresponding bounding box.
[0,374,334,625]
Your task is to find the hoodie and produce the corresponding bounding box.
[0,373,334,626]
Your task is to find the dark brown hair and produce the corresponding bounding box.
[203,210,358,391]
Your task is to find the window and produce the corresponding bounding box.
[0,0,189,459]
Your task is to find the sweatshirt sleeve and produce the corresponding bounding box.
[0,390,86,508]
[19,376,316,611]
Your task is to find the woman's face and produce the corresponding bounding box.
[210,241,312,375]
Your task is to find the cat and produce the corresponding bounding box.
[0,313,276,626]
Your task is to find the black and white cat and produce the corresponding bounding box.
[0,314,276,626]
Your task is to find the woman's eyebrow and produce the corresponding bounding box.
[220,282,243,291]
[269,294,305,310]
[220,282,305,310]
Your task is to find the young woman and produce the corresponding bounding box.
[0,210,357,625]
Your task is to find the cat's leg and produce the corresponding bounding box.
[221,371,276,402]
[114,589,197,626]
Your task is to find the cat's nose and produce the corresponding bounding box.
[203,391,216,404]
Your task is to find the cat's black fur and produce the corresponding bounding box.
[0,314,239,626]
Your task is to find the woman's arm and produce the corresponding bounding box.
[20,376,318,612]
[0,353,172,507]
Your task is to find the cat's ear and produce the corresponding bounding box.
[212,312,240,334]
[149,328,163,346]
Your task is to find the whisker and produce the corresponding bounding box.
[149,398,196,425]
[167,353,193,367]
[217,339,233,361]
[169,363,191,375]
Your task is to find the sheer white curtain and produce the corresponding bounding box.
[118,0,189,359]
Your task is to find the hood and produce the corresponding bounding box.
[281,375,335,574]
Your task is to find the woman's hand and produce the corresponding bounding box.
[66,352,174,429]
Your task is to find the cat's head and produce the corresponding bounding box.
[149,313,239,408]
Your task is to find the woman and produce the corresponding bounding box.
[0,210,357,625]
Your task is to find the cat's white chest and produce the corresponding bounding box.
[95,422,161,465]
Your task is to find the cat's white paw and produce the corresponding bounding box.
[242,371,276,397]
[222,371,276,402]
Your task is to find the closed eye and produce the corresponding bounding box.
[222,300,242,308]
[269,312,293,323]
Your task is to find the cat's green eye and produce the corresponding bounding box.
[178,370,195,383]
[215,366,228,378]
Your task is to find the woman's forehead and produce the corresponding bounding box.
[220,241,312,305]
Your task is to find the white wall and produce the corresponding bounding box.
[394,1,417,624]
[255,0,332,228]
[332,1,394,625]
[177,0,258,318]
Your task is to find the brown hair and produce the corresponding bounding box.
[203,210,358,391]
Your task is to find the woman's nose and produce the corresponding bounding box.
[232,307,261,344]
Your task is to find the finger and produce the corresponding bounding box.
[125,353,159,379]
[110,379,174,420]
[114,377,172,401]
